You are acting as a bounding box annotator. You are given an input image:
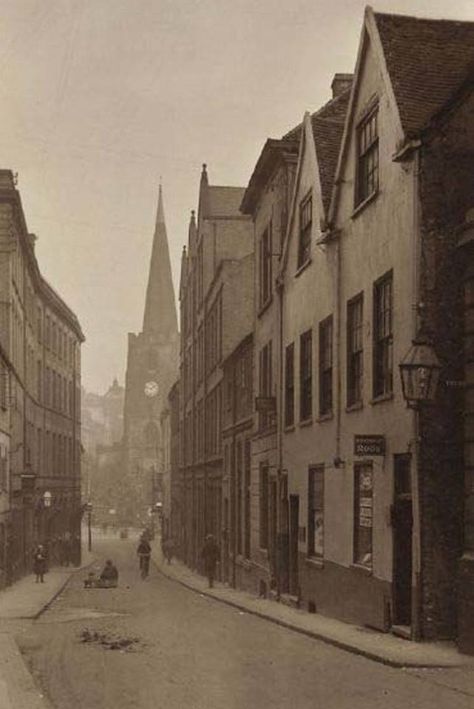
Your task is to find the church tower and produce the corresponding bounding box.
[122,185,179,521]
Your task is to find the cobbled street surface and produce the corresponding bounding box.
[14,538,474,709]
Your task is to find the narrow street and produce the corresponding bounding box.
[11,536,474,709]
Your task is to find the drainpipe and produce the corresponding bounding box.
[276,274,285,599]
[411,149,423,641]
[335,238,342,465]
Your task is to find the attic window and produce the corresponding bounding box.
[298,192,312,268]
[355,107,379,207]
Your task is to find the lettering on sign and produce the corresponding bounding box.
[354,435,386,456]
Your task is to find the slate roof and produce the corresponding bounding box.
[374,11,474,137]
[207,186,247,217]
[311,87,352,215]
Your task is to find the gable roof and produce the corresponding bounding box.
[374,11,474,137]
[240,137,300,215]
[311,87,352,215]
[207,186,247,218]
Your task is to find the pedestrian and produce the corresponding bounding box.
[99,559,119,588]
[33,544,47,583]
[137,536,151,579]
[162,536,174,565]
[201,534,220,588]
[63,532,72,567]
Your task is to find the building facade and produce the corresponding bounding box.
[221,334,254,588]
[240,134,299,595]
[0,169,84,583]
[165,8,474,654]
[122,186,179,525]
[179,165,253,571]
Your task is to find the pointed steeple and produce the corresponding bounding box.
[198,163,210,220]
[142,184,178,338]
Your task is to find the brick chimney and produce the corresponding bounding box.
[331,73,353,98]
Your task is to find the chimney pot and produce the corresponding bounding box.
[331,73,353,98]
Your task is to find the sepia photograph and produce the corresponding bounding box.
[0,0,474,706]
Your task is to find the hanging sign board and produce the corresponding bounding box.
[354,435,386,456]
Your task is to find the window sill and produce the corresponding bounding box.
[346,401,363,413]
[370,392,394,406]
[350,563,373,576]
[284,424,295,433]
[317,412,333,423]
[306,556,324,569]
[351,190,379,219]
[299,417,313,428]
[295,258,312,278]
[257,296,273,318]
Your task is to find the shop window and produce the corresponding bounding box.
[308,466,324,558]
[354,462,373,569]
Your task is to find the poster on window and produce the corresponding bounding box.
[313,511,324,556]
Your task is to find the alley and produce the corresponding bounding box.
[11,536,474,709]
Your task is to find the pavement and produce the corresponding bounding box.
[150,548,474,670]
[1,538,473,709]
[0,551,95,709]
[0,553,95,620]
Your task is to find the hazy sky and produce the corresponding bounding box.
[1,0,473,393]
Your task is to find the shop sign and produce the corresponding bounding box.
[354,435,385,456]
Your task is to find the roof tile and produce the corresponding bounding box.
[375,12,474,136]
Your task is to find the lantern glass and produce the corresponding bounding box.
[43,491,52,508]
[399,339,441,406]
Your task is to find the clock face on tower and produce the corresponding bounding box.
[144,381,159,398]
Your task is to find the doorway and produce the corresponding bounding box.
[289,495,299,596]
[392,454,413,629]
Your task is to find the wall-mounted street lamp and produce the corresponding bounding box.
[399,336,442,408]
[43,490,52,508]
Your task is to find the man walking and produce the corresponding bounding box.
[137,535,152,579]
[201,534,220,588]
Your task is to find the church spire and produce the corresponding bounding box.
[142,183,178,338]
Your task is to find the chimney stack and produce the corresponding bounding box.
[331,73,353,98]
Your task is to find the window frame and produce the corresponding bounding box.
[373,271,393,398]
[299,330,313,422]
[347,294,364,407]
[319,316,333,416]
[355,106,379,208]
[259,464,269,549]
[298,191,312,269]
[284,342,295,427]
[259,221,273,308]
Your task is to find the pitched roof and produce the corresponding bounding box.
[240,138,300,215]
[374,11,474,136]
[311,87,352,215]
[207,186,247,217]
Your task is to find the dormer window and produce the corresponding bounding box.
[355,107,378,207]
[298,192,312,268]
